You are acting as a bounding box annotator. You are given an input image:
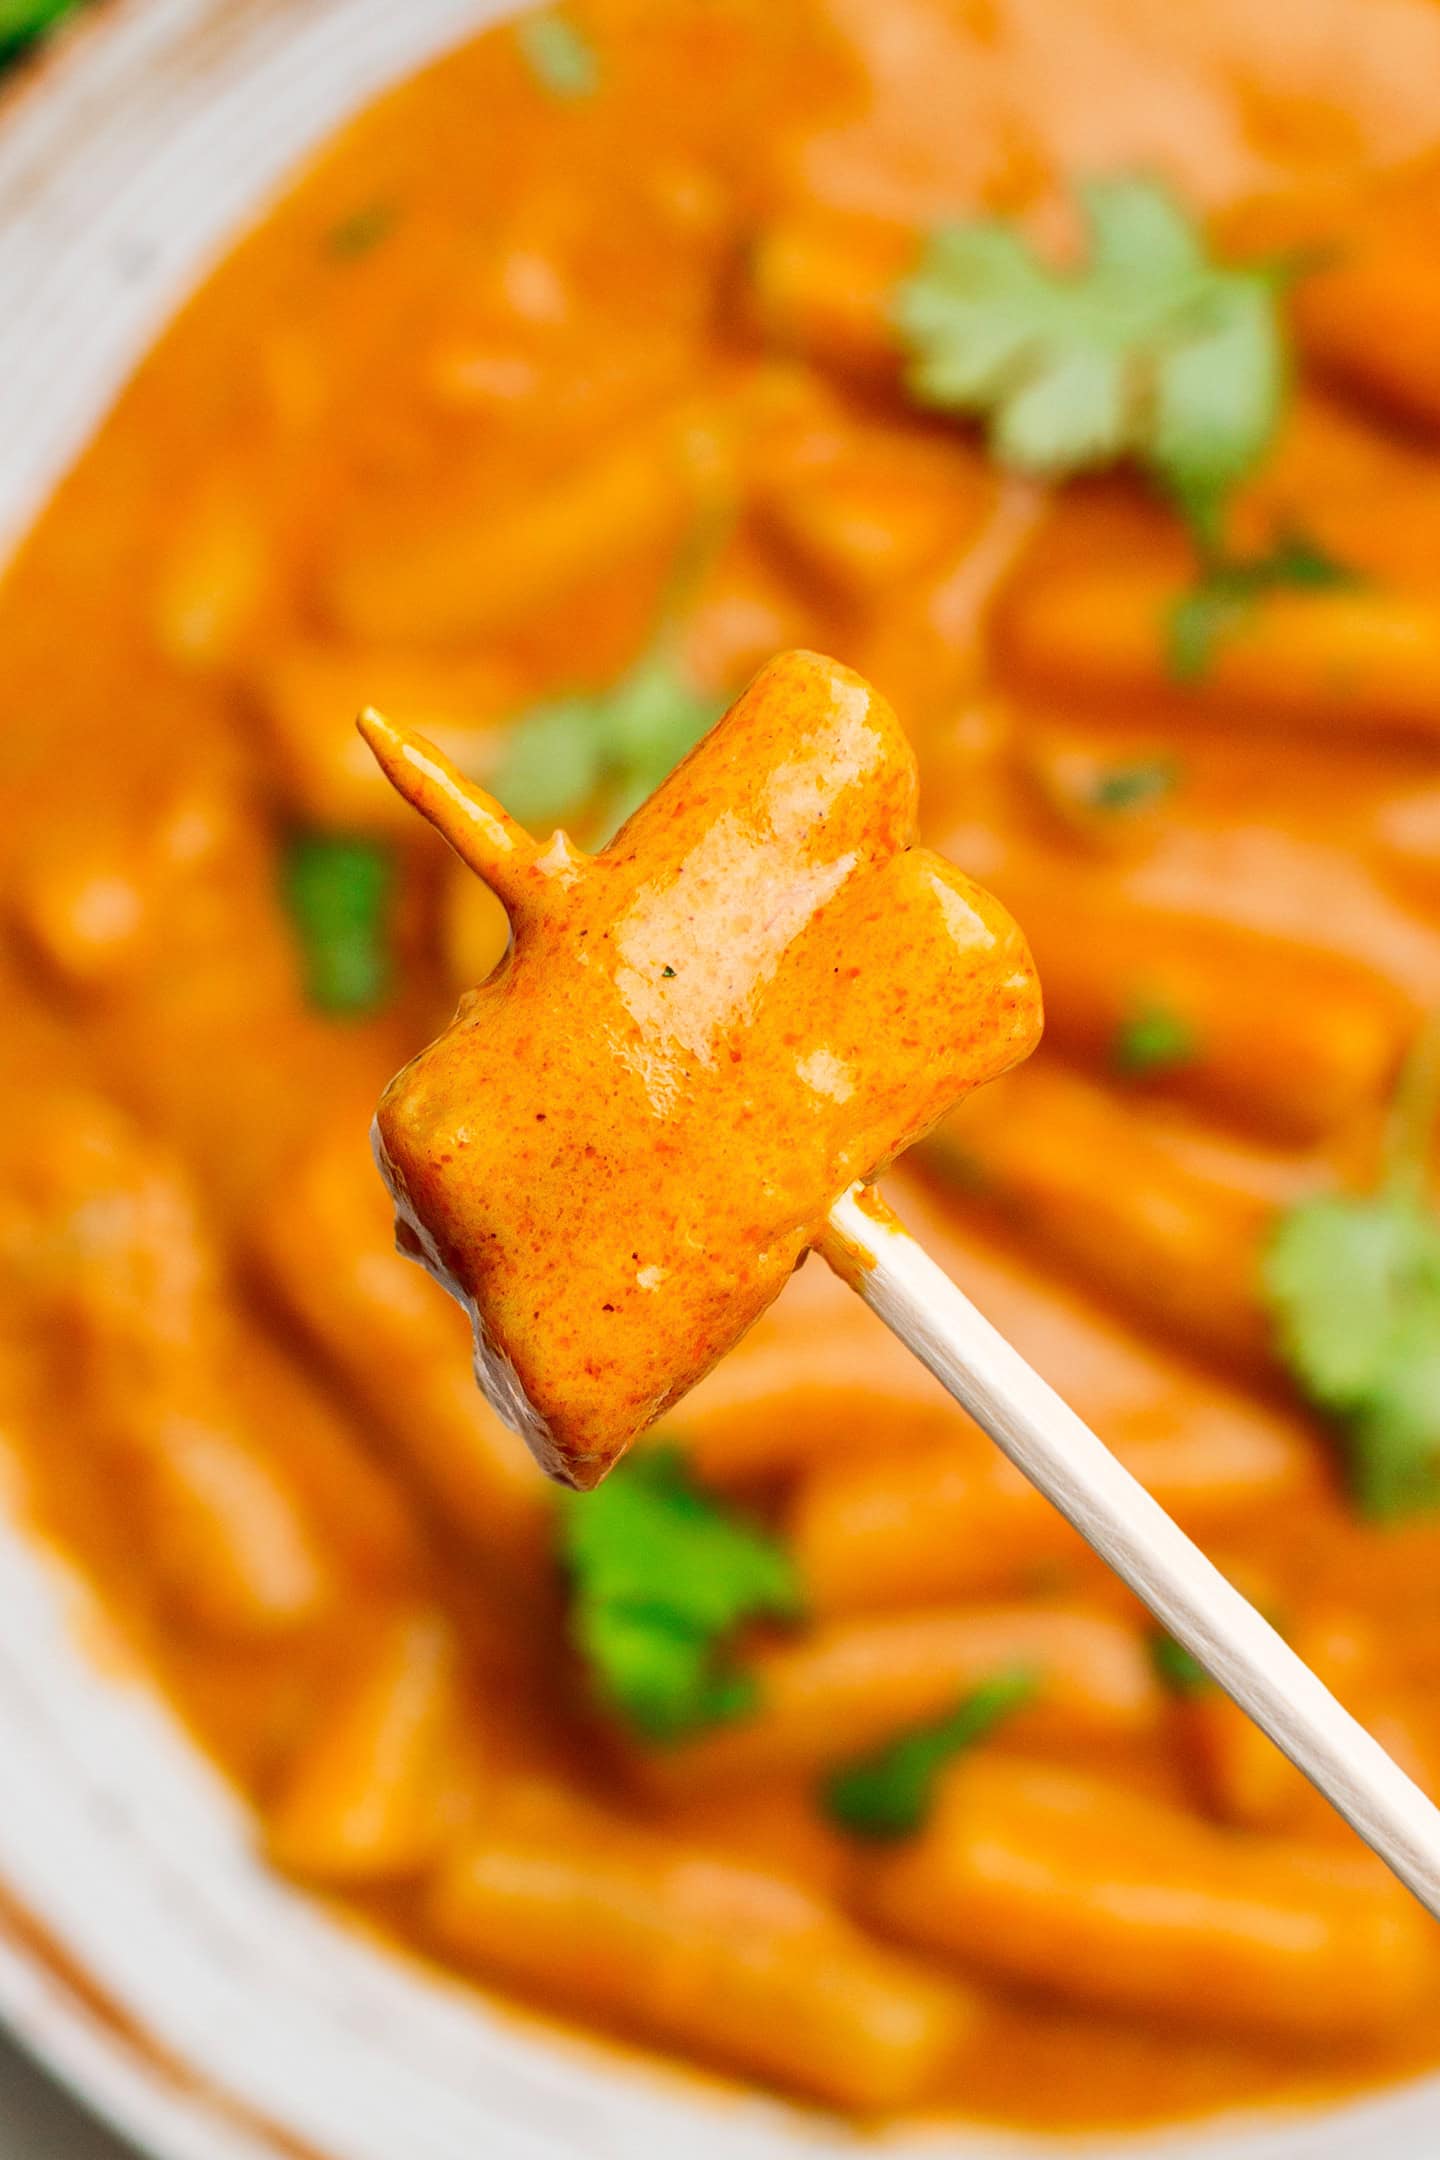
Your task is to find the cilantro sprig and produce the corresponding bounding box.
[1149,1630,1213,1699]
[491,641,722,845]
[491,516,728,845]
[515,9,599,97]
[1087,757,1180,814]
[822,1669,1036,1840]
[1168,527,1359,683]
[1113,1000,1198,1080]
[280,833,395,1017]
[324,202,399,262]
[0,0,83,65]
[558,1446,802,1743]
[895,177,1288,542]
[1263,1024,1440,1520]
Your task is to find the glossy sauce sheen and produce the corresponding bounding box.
[372,651,1039,1484]
[3,0,1440,2134]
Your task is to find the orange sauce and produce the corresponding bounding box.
[3,0,1440,2132]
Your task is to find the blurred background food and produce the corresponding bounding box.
[3,0,1440,2142]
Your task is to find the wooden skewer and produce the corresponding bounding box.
[822,1183,1440,1921]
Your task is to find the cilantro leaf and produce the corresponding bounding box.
[1149,280,1286,544]
[558,1446,801,1743]
[516,9,598,97]
[0,0,82,65]
[1265,1195,1440,1519]
[923,1132,989,1196]
[1113,1000,1198,1079]
[1149,1631,1213,1698]
[1087,757,1180,813]
[488,697,603,828]
[823,1669,1037,1840]
[599,650,724,832]
[493,647,722,846]
[1350,1322,1440,1520]
[1168,528,1359,683]
[324,202,399,262]
[573,1605,758,1742]
[1263,1026,1440,1520]
[1266,1197,1433,1408]
[562,1445,798,1631]
[894,177,1287,535]
[280,833,395,1017]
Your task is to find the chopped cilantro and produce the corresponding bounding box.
[0,0,82,65]
[1149,1631,1213,1698]
[281,833,395,1017]
[573,1603,758,1739]
[488,697,603,829]
[922,1131,989,1195]
[1168,528,1359,683]
[894,177,1288,541]
[1087,757,1181,813]
[1263,1024,1440,1519]
[558,1446,801,1743]
[492,641,723,844]
[1113,1001,1198,1079]
[516,9,598,97]
[324,202,399,261]
[822,1669,1036,1840]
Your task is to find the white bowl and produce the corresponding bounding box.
[0,6,1437,2155]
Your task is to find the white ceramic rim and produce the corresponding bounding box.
[1,4,1439,2155]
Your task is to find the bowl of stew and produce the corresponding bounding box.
[3,0,1440,2155]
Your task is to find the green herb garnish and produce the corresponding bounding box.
[559,1446,802,1743]
[1087,757,1181,813]
[1263,1025,1440,1520]
[1149,1631,1213,1698]
[516,8,598,96]
[823,1669,1036,1840]
[921,1130,989,1195]
[1113,1001,1198,1079]
[895,176,1288,542]
[0,0,82,65]
[324,202,399,261]
[492,641,723,844]
[281,833,395,1017]
[489,697,604,827]
[1168,527,1359,683]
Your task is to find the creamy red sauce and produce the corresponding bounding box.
[2,0,1440,2132]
